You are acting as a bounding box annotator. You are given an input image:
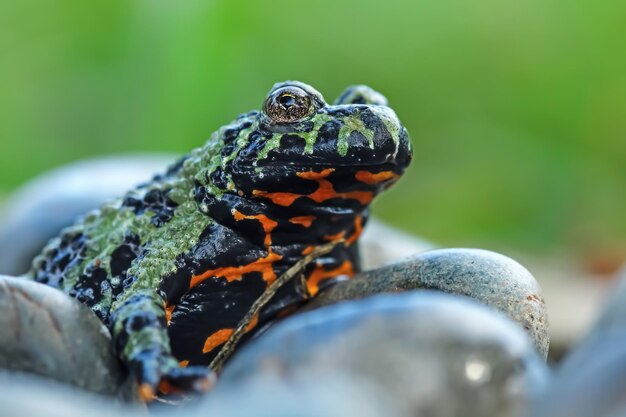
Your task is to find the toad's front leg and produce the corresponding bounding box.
[110,291,215,400]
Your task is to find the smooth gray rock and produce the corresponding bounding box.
[0,275,136,401]
[187,373,406,417]
[528,332,626,417]
[0,373,143,417]
[214,292,550,417]
[306,248,549,357]
[529,268,626,417]
[0,154,174,275]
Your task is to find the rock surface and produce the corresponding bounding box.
[529,268,626,417]
[0,275,136,401]
[305,248,549,357]
[188,373,405,417]
[0,373,142,417]
[529,332,626,417]
[214,292,550,417]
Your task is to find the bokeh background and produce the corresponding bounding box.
[1,0,624,276]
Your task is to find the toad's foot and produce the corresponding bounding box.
[131,350,215,401]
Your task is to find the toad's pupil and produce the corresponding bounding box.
[279,94,297,108]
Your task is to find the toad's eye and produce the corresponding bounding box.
[263,86,314,123]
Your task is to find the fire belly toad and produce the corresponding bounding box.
[26,81,412,398]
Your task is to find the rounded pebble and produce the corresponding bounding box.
[214,292,550,417]
[0,372,143,417]
[305,248,549,357]
[529,332,626,417]
[0,275,137,401]
[188,373,405,417]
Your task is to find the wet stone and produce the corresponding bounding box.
[212,292,550,417]
[0,275,137,401]
[305,248,549,357]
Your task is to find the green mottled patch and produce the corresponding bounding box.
[338,116,375,156]
[221,124,255,166]
[255,113,335,161]
[375,106,402,146]
[337,134,349,157]
[258,133,282,160]
[118,205,210,306]
[115,293,178,363]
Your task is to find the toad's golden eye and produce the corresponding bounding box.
[263,86,314,123]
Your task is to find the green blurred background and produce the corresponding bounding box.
[1,0,624,263]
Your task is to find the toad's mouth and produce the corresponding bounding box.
[246,155,407,168]
[233,161,406,186]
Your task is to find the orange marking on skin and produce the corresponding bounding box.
[289,215,316,227]
[157,380,177,395]
[307,178,339,203]
[253,168,374,207]
[202,329,234,354]
[324,231,346,242]
[202,314,260,354]
[179,360,189,367]
[232,209,278,246]
[246,314,259,331]
[297,168,335,180]
[190,251,283,288]
[306,261,354,296]
[252,190,300,207]
[139,383,156,401]
[337,190,374,205]
[165,303,175,325]
[190,210,283,289]
[355,170,399,184]
[346,215,363,245]
[276,304,300,318]
[301,245,315,255]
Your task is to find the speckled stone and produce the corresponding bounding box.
[0,275,137,401]
[305,248,549,357]
[214,292,550,417]
[0,155,174,275]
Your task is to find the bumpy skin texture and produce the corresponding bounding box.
[27,81,412,398]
